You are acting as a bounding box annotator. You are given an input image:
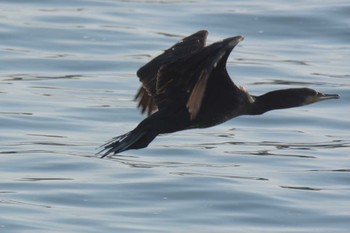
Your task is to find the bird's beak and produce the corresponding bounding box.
[316,92,340,101]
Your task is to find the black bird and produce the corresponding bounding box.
[99,30,339,157]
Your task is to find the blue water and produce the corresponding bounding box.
[1,0,349,232]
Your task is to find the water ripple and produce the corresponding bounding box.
[1,0,349,233]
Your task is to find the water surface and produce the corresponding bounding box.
[1,0,349,232]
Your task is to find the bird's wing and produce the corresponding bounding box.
[135,30,208,116]
[156,35,244,120]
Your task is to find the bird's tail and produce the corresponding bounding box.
[98,127,158,158]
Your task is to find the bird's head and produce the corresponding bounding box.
[302,88,339,105]
[251,87,339,115]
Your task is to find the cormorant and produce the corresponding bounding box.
[99,30,339,157]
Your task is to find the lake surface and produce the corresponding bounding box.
[1,0,349,232]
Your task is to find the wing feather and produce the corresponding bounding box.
[155,35,244,120]
[135,30,208,115]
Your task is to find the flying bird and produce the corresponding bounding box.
[99,30,339,157]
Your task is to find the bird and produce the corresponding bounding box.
[99,30,339,158]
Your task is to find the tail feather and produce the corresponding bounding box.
[98,128,158,158]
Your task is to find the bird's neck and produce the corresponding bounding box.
[249,89,303,115]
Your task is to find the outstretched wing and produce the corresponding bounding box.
[135,30,208,116]
[155,35,244,120]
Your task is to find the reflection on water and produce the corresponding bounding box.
[107,154,239,169]
[252,79,313,86]
[196,138,350,152]
[171,171,269,181]
[312,72,350,80]
[3,74,82,81]
[0,199,52,209]
[280,186,322,191]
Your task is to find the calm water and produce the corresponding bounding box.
[1,0,349,232]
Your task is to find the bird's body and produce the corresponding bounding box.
[99,30,339,157]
